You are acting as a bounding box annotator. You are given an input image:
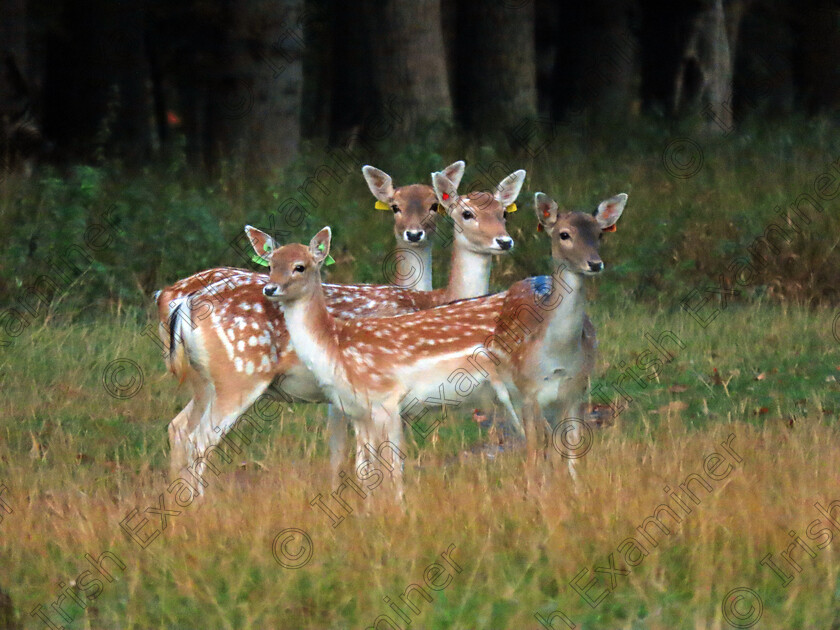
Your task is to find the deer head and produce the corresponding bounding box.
[534,192,627,274]
[362,161,465,246]
[246,226,331,303]
[432,169,524,254]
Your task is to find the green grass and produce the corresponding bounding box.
[2,301,838,628]
[2,120,840,628]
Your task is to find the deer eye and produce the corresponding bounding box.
[462,210,475,220]
[430,203,439,213]
[559,232,571,240]
[391,204,400,214]
[293,264,306,273]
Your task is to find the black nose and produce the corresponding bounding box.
[588,261,604,272]
[263,285,278,297]
[496,237,514,251]
[405,230,424,243]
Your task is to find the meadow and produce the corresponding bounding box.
[2,120,840,628]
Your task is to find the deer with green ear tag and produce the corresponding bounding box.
[156,164,529,485]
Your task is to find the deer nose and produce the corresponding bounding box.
[404,230,425,243]
[496,237,514,251]
[263,285,278,297]
[588,261,604,272]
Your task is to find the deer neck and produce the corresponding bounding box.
[541,267,587,350]
[393,244,433,292]
[444,245,492,301]
[280,287,344,391]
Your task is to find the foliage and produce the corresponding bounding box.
[1,118,839,320]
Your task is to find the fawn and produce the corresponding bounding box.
[255,191,625,498]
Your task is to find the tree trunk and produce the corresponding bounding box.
[206,0,304,169]
[366,0,453,138]
[454,0,537,136]
[672,0,753,134]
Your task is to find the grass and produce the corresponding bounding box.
[2,300,839,628]
[2,120,840,628]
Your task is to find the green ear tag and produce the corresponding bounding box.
[251,253,270,267]
[316,242,335,266]
[263,242,272,252]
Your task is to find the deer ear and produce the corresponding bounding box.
[494,169,526,208]
[432,171,460,214]
[245,225,277,263]
[593,193,628,231]
[362,165,395,205]
[309,227,332,265]
[441,160,465,191]
[534,193,558,230]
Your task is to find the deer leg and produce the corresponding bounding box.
[327,404,350,476]
[369,403,405,504]
[544,397,581,490]
[168,366,214,480]
[521,399,542,466]
[168,400,193,475]
[186,376,273,492]
[492,382,524,442]
[353,410,373,479]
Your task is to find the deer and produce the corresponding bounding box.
[155,160,465,473]
[159,167,525,483]
[254,191,625,499]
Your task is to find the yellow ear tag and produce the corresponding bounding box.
[505,203,517,213]
[375,200,390,211]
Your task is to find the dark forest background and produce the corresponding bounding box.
[2,0,838,169]
[0,0,839,315]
